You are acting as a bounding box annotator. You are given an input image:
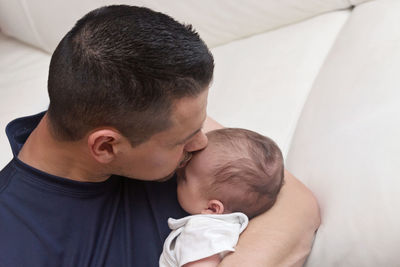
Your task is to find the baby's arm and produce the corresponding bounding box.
[183,254,221,267]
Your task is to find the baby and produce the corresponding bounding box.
[159,128,285,267]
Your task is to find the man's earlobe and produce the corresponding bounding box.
[202,200,224,215]
[88,129,120,164]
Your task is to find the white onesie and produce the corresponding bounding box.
[159,212,248,267]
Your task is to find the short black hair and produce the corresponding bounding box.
[47,5,214,145]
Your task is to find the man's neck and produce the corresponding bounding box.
[18,114,110,182]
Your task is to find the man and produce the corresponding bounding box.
[0,5,320,267]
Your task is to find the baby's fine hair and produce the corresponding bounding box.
[206,128,284,219]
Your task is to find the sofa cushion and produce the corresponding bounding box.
[208,10,350,157]
[0,34,50,167]
[286,0,400,266]
[0,0,366,53]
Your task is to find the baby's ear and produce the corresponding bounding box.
[201,200,224,214]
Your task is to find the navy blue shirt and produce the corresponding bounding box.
[0,112,187,267]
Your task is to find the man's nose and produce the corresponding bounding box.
[184,131,208,152]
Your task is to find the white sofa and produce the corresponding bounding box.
[1,1,399,266]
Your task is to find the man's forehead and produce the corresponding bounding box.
[152,91,208,143]
[171,92,208,128]
[173,93,207,118]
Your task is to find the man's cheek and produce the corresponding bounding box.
[151,152,181,169]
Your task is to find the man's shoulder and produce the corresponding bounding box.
[0,160,16,193]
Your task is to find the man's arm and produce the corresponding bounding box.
[183,254,221,267]
[204,116,321,267]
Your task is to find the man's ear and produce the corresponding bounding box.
[87,129,121,164]
[201,200,224,215]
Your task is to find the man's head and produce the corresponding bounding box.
[177,128,284,218]
[46,5,214,180]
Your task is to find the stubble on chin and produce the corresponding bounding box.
[154,152,192,183]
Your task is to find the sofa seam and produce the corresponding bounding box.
[284,8,354,160]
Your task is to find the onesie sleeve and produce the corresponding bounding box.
[171,213,248,267]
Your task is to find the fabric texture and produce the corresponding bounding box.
[0,112,188,267]
[286,1,400,266]
[208,10,349,157]
[159,212,248,267]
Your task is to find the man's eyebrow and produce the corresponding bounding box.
[178,128,202,145]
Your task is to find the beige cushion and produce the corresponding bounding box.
[209,10,349,156]
[286,1,400,266]
[0,0,359,53]
[0,34,50,167]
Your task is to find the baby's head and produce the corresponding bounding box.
[176,128,284,219]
